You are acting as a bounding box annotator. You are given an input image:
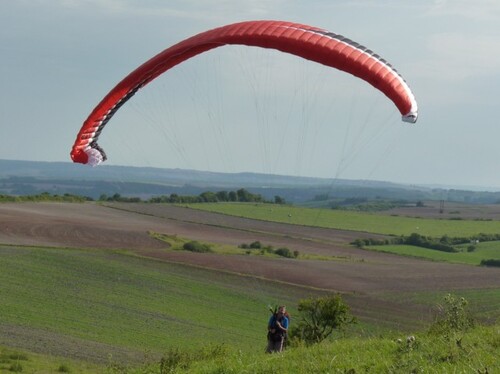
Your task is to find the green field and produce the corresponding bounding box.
[0,245,322,360]
[185,203,500,237]
[184,203,500,266]
[2,203,500,372]
[369,241,500,265]
[374,288,500,322]
[0,345,101,373]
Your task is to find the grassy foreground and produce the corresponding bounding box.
[2,323,498,373]
[185,203,500,237]
[0,345,101,373]
[139,325,500,373]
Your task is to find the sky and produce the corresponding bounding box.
[1,0,500,189]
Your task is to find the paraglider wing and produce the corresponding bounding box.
[71,20,418,165]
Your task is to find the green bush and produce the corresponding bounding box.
[429,294,474,341]
[159,348,192,372]
[290,294,356,345]
[57,364,71,372]
[274,247,299,258]
[352,239,365,248]
[467,245,476,252]
[249,241,262,249]
[480,259,500,267]
[183,241,212,253]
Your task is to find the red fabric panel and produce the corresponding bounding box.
[71,20,416,164]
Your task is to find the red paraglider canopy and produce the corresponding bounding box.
[71,20,418,166]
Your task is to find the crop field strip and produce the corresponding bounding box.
[370,242,500,265]
[185,202,500,237]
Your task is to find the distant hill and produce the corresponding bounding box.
[2,159,500,204]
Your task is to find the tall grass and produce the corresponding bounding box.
[116,323,500,373]
[2,323,499,373]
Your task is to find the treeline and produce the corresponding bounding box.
[100,188,286,204]
[0,192,91,203]
[1,189,287,205]
[352,232,500,253]
[352,232,500,267]
[480,259,500,267]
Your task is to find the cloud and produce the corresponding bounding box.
[428,0,500,22]
[421,32,500,81]
[46,0,286,21]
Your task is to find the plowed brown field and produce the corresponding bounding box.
[2,202,499,294]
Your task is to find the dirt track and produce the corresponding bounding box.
[2,202,499,294]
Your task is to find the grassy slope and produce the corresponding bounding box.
[374,288,500,323]
[185,202,500,237]
[0,245,322,359]
[0,345,102,373]
[172,325,500,374]
[2,322,499,373]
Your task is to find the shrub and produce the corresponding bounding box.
[182,241,212,253]
[352,239,365,248]
[249,241,262,249]
[467,245,476,252]
[290,294,356,345]
[429,294,474,343]
[480,259,500,267]
[275,247,294,258]
[352,237,398,248]
[57,364,71,372]
[159,348,192,372]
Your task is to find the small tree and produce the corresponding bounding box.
[274,247,291,258]
[466,245,476,252]
[199,191,218,203]
[183,241,212,253]
[290,295,356,345]
[249,241,262,249]
[274,195,286,204]
[216,190,229,202]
